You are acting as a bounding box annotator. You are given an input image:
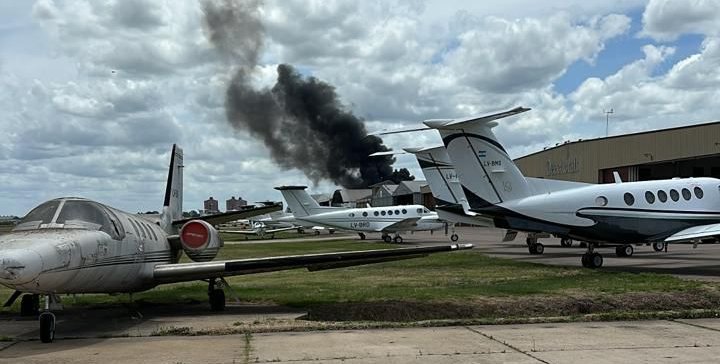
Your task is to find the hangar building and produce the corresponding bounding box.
[515,121,720,183]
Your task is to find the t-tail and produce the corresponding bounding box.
[274,186,340,217]
[423,107,531,210]
[160,144,183,232]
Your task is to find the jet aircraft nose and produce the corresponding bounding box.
[0,249,43,286]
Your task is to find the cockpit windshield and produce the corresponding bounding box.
[14,200,60,230]
[14,199,124,239]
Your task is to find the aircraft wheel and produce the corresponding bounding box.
[358,233,366,240]
[315,230,320,236]
[528,243,544,255]
[20,294,39,317]
[450,234,459,242]
[39,312,55,343]
[393,236,403,244]
[588,253,603,268]
[616,244,633,257]
[652,242,665,252]
[526,237,538,246]
[209,289,226,312]
[383,235,392,243]
[560,238,572,247]
[581,254,589,267]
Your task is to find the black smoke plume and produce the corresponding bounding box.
[202,0,412,188]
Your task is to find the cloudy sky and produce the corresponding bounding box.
[1,0,719,216]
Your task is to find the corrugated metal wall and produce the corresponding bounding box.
[514,121,720,183]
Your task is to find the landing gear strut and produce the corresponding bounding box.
[581,243,603,268]
[358,232,366,240]
[560,238,573,247]
[208,278,226,312]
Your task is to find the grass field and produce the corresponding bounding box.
[3,239,719,323]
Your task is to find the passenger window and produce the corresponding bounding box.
[416,208,422,213]
[395,210,400,215]
[374,211,379,216]
[694,187,704,199]
[595,196,607,206]
[682,188,692,200]
[362,212,368,217]
[657,190,667,203]
[381,211,386,216]
[402,209,407,214]
[645,191,655,204]
[388,210,393,215]
[670,189,679,201]
[623,192,635,206]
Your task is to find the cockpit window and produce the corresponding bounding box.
[14,200,61,230]
[55,201,121,239]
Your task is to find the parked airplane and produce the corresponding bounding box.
[276,186,447,243]
[370,147,494,241]
[387,106,720,268]
[219,221,298,239]
[0,145,472,343]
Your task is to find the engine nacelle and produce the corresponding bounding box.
[179,220,224,262]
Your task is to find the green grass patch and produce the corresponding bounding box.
[1,239,717,323]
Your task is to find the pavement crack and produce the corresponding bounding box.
[669,319,720,334]
[464,326,550,364]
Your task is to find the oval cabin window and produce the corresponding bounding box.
[623,193,635,206]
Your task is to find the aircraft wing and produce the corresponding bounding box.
[377,217,421,232]
[221,226,299,235]
[664,223,720,242]
[172,204,282,227]
[152,244,473,284]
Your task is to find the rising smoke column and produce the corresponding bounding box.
[202,0,407,188]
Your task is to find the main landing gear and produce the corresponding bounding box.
[381,233,404,243]
[560,238,573,247]
[208,278,226,312]
[615,244,634,257]
[581,244,603,269]
[450,233,459,242]
[358,232,366,240]
[652,242,666,252]
[527,236,544,255]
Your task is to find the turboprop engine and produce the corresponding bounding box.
[179,220,224,262]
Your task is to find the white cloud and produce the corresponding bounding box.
[641,0,720,41]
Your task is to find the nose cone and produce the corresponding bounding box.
[0,249,43,286]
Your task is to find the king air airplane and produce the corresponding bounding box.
[379,107,720,269]
[0,145,472,343]
[276,186,447,243]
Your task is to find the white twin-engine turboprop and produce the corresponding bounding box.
[0,145,472,343]
[377,106,720,269]
[275,186,448,243]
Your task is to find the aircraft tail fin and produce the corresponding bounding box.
[275,186,337,217]
[424,107,531,209]
[403,146,463,206]
[161,144,183,231]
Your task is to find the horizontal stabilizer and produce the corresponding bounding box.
[424,106,530,129]
[370,125,436,136]
[369,150,406,157]
[665,223,720,242]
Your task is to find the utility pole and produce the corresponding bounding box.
[604,108,614,137]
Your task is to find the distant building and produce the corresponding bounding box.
[370,181,398,207]
[226,196,247,211]
[311,193,332,206]
[393,180,428,205]
[203,197,220,215]
[331,188,372,207]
